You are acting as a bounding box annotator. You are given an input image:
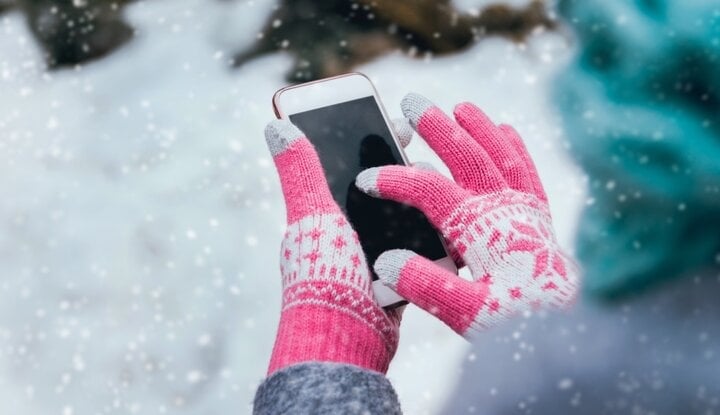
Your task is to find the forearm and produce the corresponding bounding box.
[254,362,401,415]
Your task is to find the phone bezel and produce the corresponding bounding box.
[272,72,457,308]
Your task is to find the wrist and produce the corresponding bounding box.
[268,280,398,375]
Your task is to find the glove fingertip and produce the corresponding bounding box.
[355,167,382,197]
[265,119,304,157]
[374,249,417,289]
[400,92,434,129]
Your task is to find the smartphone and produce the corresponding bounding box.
[272,72,457,308]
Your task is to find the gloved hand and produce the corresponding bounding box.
[356,93,580,340]
[264,119,410,375]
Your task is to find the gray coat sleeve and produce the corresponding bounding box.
[440,274,720,414]
[253,362,402,415]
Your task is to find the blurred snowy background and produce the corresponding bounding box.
[0,0,585,413]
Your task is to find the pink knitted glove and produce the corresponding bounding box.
[356,93,580,340]
[264,119,402,376]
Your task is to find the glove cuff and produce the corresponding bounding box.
[268,280,399,375]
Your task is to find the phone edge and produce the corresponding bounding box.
[271,73,459,309]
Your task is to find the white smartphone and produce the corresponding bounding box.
[272,72,457,309]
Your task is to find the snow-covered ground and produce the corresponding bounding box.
[0,0,584,413]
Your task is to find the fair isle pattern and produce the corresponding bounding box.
[280,213,370,292]
[279,213,398,348]
[281,280,399,350]
[358,94,580,342]
[441,190,579,336]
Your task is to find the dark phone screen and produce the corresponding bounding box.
[289,96,447,280]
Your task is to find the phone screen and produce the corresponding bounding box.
[289,96,448,281]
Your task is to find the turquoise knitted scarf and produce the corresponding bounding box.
[553,0,720,299]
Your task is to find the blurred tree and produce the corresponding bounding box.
[1,0,133,67]
[0,0,15,13]
[232,0,556,81]
[0,0,555,76]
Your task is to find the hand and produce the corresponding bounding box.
[264,119,410,375]
[356,93,580,340]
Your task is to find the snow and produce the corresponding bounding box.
[0,0,584,413]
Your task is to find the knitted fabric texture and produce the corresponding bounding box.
[553,0,720,299]
[265,120,401,375]
[253,362,401,415]
[357,93,580,339]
